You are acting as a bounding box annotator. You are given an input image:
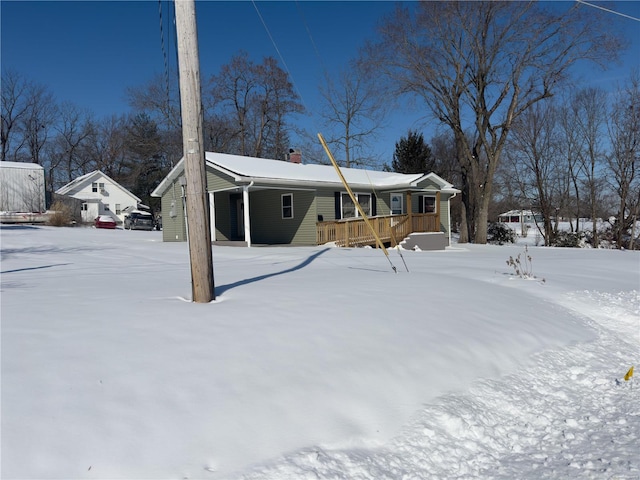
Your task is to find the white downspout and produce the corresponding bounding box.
[243,181,254,247]
[448,191,457,247]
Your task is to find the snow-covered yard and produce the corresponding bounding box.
[1,225,638,479]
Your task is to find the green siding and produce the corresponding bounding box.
[410,192,453,235]
[207,167,239,241]
[160,179,187,242]
[212,191,232,241]
[376,193,391,215]
[315,189,338,221]
[439,193,452,235]
[206,168,236,191]
[249,189,317,245]
[415,177,440,190]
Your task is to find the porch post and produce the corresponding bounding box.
[243,184,252,247]
[436,191,441,232]
[209,191,216,241]
[406,190,412,232]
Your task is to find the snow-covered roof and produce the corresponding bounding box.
[499,210,539,217]
[152,152,459,197]
[56,170,140,202]
[0,161,44,170]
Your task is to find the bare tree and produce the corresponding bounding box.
[83,115,130,180]
[503,101,567,245]
[572,87,609,246]
[371,1,623,243]
[126,73,182,132]
[20,82,58,165]
[44,102,94,191]
[207,52,303,160]
[318,59,388,168]
[557,95,586,232]
[1,70,31,162]
[607,73,640,249]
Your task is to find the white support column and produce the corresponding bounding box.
[243,185,252,247]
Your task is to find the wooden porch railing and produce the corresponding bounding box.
[316,213,440,247]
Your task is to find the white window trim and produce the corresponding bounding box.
[390,193,403,215]
[341,192,372,219]
[422,195,437,214]
[281,193,294,219]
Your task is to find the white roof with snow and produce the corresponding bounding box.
[0,161,44,170]
[56,170,140,202]
[152,152,459,197]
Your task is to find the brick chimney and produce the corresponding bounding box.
[287,148,301,164]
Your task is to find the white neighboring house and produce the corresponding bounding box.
[56,171,140,225]
[498,209,543,236]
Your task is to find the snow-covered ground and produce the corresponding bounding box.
[1,225,638,479]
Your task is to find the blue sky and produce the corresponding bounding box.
[2,1,639,164]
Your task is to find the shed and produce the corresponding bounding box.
[0,161,46,213]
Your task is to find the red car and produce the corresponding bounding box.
[94,215,117,229]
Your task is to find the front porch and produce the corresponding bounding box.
[316,212,441,247]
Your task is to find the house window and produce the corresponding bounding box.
[104,204,110,211]
[92,182,98,193]
[341,193,371,219]
[81,203,88,211]
[281,193,293,219]
[390,193,403,215]
[115,204,121,214]
[422,195,436,214]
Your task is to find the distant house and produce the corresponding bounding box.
[0,161,46,213]
[56,171,140,225]
[151,152,460,249]
[498,209,543,236]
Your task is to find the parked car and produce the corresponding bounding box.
[124,211,154,231]
[95,215,117,229]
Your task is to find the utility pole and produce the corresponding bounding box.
[175,0,215,302]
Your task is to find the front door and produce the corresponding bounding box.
[236,198,244,238]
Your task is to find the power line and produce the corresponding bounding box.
[158,0,171,120]
[251,0,324,132]
[575,0,640,22]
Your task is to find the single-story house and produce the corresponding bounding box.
[498,209,543,236]
[56,171,141,225]
[151,152,460,248]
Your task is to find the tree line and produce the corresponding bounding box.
[1,51,304,212]
[2,1,637,246]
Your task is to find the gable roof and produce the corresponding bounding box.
[152,152,459,197]
[56,170,140,202]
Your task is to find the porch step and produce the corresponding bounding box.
[400,232,447,251]
[213,240,248,247]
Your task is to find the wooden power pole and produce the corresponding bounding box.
[174,0,215,302]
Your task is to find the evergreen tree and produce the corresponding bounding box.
[390,130,434,174]
[123,113,170,212]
